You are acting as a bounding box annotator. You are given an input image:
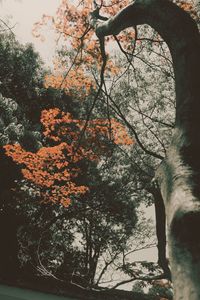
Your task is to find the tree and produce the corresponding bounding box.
[3,102,142,287]
[34,0,200,297]
[1,24,157,291]
[89,1,200,299]
[15,152,155,290]
[4,0,200,297]
[4,107,133,207]
[32,0,180,293]
[0,29,46,280]
[0,31,43,110]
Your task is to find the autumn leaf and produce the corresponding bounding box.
[4,108,133,207]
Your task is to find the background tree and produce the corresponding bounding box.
[89,0,200,299]
[34,0,200,298]
[4,97,153,290]
[0,28,45,280]
[2,1,199,299]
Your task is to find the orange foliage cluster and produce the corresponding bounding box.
[175,0,198,20]
[41,108,133,147]
[44,68,95,99]
[32,0,199,98]
[33,0,132,98]
[4,142,88,207]
[4,108,133,207]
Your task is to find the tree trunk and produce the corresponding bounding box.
[94,1,200,299]
[151,184,171,281]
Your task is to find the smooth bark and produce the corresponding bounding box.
[94,1,200,299]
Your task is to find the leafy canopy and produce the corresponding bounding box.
[4,108,133,207]
[33,0,197,99]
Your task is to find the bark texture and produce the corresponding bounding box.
[95,1,200,299]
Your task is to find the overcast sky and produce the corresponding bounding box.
[0,0,60,66]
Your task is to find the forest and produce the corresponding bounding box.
[0,1,200,299]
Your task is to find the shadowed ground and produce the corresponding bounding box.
[0,284,75,300]
[0,282,159,300]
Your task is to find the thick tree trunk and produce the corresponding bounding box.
[94,1,200,299]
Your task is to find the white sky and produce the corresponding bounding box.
[0,0,61,66]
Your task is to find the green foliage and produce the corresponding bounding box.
[0,13,177,292]
[0,33,43,104]
[0,94,23,145]
[149,283,173,299]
